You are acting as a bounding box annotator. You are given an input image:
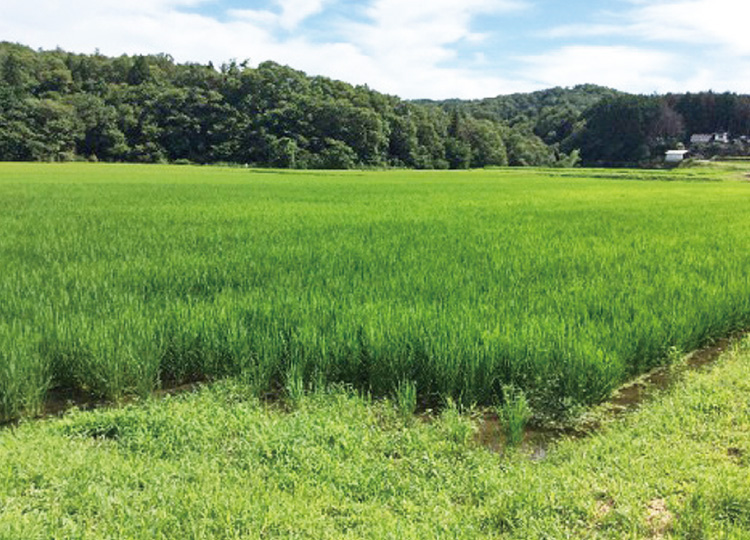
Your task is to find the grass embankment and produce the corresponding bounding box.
[3,163,750,420]
[1,337,749,538]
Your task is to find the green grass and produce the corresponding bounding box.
[3,162,750,419]
[1,331,750,538]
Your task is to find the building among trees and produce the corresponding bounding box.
[665,149,689,164]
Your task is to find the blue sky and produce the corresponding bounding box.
[1,0,748,99]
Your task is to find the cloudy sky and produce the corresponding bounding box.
[1,0,748,99]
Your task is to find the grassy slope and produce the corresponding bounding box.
[1,338,749,539]
[3,163,750,420]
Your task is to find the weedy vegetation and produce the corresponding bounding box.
[2,162,750,422]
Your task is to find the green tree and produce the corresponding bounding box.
[311,138,357,169]
[127,56,153,86]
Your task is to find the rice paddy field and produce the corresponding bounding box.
[2,162,750,421]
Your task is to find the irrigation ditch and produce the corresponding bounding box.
[475,334,739,459]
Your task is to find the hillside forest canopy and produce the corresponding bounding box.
[2,42,750,168]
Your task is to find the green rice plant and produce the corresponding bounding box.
[3,162,750,420]
[0,326,50,421]
[285,360,305,406]
[498,385,532,447]
[394,379,417,419]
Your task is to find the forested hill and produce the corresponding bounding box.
[416,84,622,141]
[0,42,580,168]
[424,87,750,167]
[2,42,750,168]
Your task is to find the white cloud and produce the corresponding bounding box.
[228,8,279,26]
[276,0,328,30]
[348,0,525,59]
[631,0,750,55]
[5,0,745,99]
[333,0,530,97]
[543,23,629,40]
[0,0,254,61]
[529,1,750,94]
[547,0,750,55]
[226,0,533,99]
[0,0,533,99]
[519,46,680,93]
[230,0,329,31]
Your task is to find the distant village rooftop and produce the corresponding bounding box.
[690,132,731,145]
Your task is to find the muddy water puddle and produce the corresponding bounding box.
[475,412,581,461]
[475,336,734,459]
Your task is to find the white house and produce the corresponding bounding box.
[690,134,714,144]
[715,132,730,144]
[665,149,690,164]
[690,132,731,145]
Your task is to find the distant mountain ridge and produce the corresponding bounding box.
[415,84,624,123]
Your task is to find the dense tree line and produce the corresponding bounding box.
[428,87,750,167]
[561,93,750,166]
[420,85,621,166]
[0,42,579,168]
[4,42,750,168]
